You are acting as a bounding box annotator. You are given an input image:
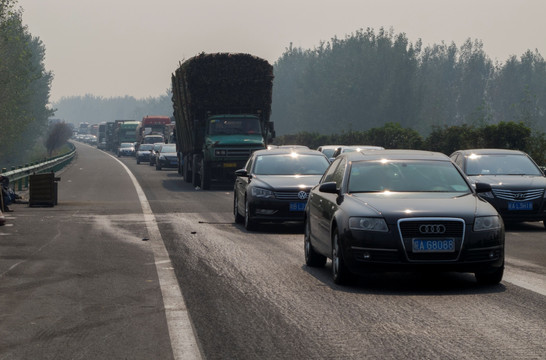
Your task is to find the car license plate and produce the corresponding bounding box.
[412,239,455,253]
[289,202,306,211]
[223,163,237,168]
[508,201,533,210]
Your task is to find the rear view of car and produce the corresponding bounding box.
[451,149,546,229]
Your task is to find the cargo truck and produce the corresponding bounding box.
[171,53,275,190]
[136,115,172,144]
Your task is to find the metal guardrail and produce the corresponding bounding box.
[0,143,76,192]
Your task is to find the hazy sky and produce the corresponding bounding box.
[17,0,546,103]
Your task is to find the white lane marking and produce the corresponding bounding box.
[113,156,203,360]
[504,257,546,297]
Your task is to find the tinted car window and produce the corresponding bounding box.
[322,157,342,183]
[159,145,176,152]
[464,154,542,176]
[253,154,329,175]
[348,160,470,193]
[331,158,346,187]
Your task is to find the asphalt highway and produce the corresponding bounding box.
[0,142,544,359]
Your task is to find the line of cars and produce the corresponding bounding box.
[119,142,179,170]
[233,145,546,286]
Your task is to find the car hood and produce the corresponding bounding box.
[468,175,546,189]
[349,192,495,224]
[159,152,177,156]
[252,175,322,191]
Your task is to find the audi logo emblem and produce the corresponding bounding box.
[298,191,308,200]
[419,224,446,234]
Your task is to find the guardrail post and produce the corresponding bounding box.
[18,165,24,191]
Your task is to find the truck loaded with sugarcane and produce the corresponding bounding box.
[171,53,275,190]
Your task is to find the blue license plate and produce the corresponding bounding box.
[412,239,455,253]
[289,202,306,211]
[508,201,533,210]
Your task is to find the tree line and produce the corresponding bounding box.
[0,0,53,169]
[271,28,546,136]
[275,121,546,165]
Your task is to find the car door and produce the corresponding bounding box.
[235,157,254,215]
[314,158,346,254]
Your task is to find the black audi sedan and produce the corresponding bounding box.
[234,148,330,230]
[450,149,546,229]
[304,150,505,285]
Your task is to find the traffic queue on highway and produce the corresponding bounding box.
[74,132,546,286]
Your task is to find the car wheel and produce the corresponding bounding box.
[234,192,244,224]
[244,198,256,231]
[475,265,504,285]
[332,230,350,285]
[304,220,326,267]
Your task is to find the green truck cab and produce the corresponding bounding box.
[172,53,275,190]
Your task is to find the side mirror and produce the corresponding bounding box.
[319,182,338,194]
[474,182,492,193]
[235,169,249,178]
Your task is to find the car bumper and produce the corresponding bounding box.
[248,198,307,223]
[158,157,178,168]
[341,225,505,274]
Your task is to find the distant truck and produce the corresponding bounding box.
[137,116,172,144]
[97,122,107,149]
[171,53,275,189]
[113,120,139,150]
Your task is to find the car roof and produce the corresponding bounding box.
[452,148,526,156]
[253,148,326,157]
[341,149,452,162]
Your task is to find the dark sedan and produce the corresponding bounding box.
[234,148,330,230]
[450,149,546,229]
[136,143,154,164]
[304,150,505,285]
[154,144,178,170]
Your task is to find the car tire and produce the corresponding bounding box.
[475,265,504,285]
[332,230,351,285]
[244,198,256,231]
[304,220,326,267]
[234,192,244,224]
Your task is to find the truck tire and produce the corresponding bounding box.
[183,155,192,183]
[200,159,211,190]
[192,155,200,187]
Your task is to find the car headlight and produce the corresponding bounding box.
[473,215,501,231]
[159,155,166,160]
[251,187,275,199]
[349,217,388,232]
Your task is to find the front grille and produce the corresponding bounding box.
[274,191,309,200]
[399,220,464,238]
[217,147,262,158]
[398,218,465,262]
[492,188,544,201]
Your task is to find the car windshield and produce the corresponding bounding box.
[160,145,176,153]
[348,160,471,193]
[464,154,542,176]
[139,144,154,151]
[321,149,336,158]
[209,117,261,135]
[253,154,330,175]
[120,143,133,148]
